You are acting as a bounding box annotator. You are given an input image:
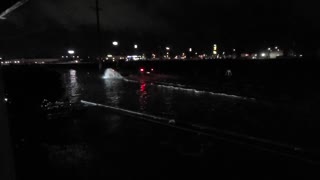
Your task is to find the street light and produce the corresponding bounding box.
[68,50,75,55]
[134,44,138,49]
[189,48,192,52]
[166,47,170,51]
[113,41,119,46]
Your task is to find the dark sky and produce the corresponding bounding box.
[1,0,320,57]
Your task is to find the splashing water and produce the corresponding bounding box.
[103,68,123,79]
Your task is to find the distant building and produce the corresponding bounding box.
[126,55,143,61]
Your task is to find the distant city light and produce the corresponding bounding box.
[4,98,8,102]
[113,41,119,46]
[166,47,170,51]
[140,68,144,72]
[268,48,271,51]
[213,44,217,51]
[0,57,2,60]
[233,49,236,52]
[275,46,278,50]
[62,56,65,58]
[300,54,303,57]
[77,56,79,58]
[261,53,266,57]
[189,48,192,52]
[134,44,138,49]
[68,50,75,55]
[126,55,141,61]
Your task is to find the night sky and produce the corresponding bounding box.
[1,0,320,57]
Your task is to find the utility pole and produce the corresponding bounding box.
[95,0,102,70]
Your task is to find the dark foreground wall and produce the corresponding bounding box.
[0,68,15,180]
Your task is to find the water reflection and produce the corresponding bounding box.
[68,69,80,102]
[139,80,148,112]
[103,79,124,107]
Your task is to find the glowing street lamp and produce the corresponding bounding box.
[68,50,75,55]
[113,41,119,46]
[166,47,170,51]
[134,44,138,49]
[189,48,192,52]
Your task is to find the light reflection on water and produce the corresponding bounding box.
[61,69,292,141]
[103,79,124,107]
[139,80,148,112]
[63,69,260,121]
[66,69,80,103]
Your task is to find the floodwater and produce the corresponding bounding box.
[11,68,320,180]
[62,69,320,146]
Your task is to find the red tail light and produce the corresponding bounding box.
[140,68,144,72]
